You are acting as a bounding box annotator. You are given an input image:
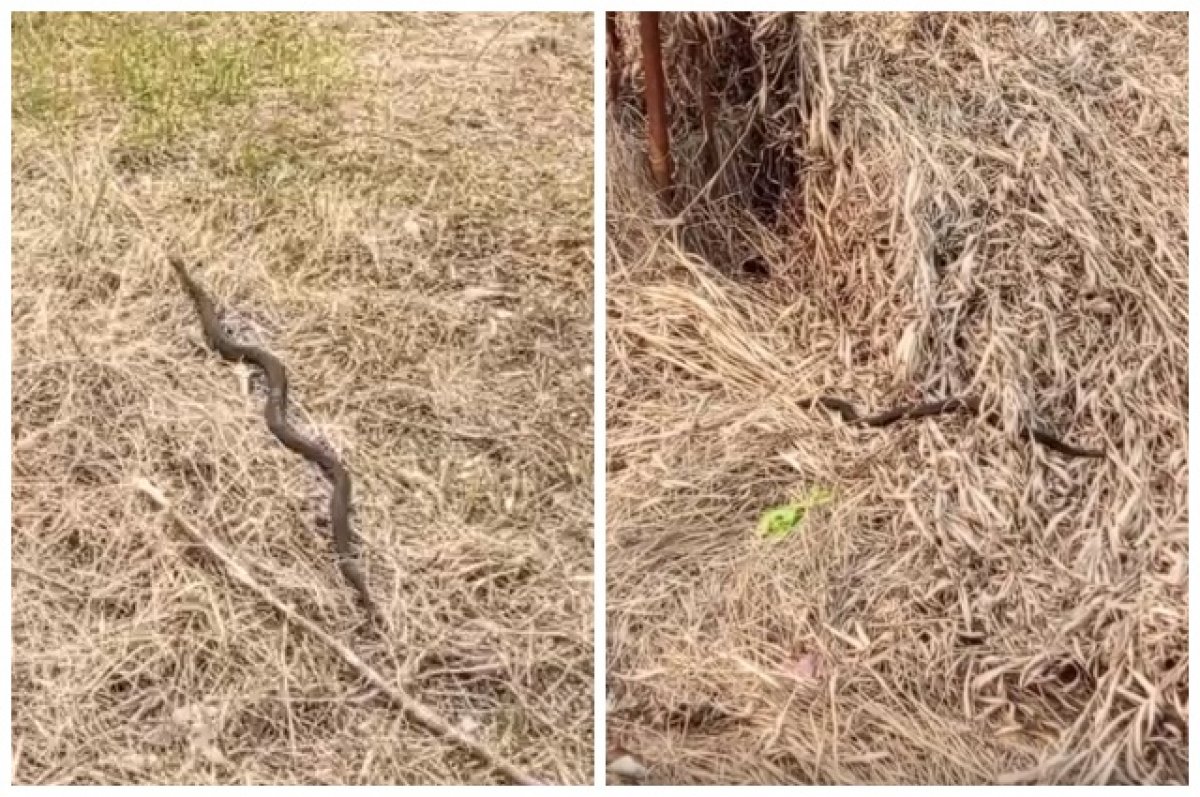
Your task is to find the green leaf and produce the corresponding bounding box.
[756,486,835,540]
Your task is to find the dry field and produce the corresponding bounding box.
[606,12,1187,785]
[12,12,592,785]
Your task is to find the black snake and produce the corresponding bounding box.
[171,259,378,622]
[798,395,1105,459]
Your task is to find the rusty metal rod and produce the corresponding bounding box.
[639,12,673,197]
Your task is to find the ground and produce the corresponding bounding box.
[606,12,1187,785]
[12,12,593,785]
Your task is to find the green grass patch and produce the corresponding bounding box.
[13,13,350,146]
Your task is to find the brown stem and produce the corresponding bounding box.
[606,12,622,103]
[639,12,673,199]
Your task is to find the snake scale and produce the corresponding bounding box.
[171,259,378,622]
[798,395,1105,458]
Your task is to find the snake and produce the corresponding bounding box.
[798,394,1105,459]
[170,258,378,622]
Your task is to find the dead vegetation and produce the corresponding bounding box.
[606,12,1186,785]
[12,12,592,784]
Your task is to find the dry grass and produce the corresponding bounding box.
[12,12,592,785]
[606,12,1186,785]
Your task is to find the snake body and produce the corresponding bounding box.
[799,394,1104,459]
[171,259,378,621]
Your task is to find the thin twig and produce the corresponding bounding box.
[132,477,544,787]
[469,13,524,71]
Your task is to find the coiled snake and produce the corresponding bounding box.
[798,395,1105,458]
[171,259,379,622]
